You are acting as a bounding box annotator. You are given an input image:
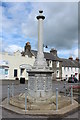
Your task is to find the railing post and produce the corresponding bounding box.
[56,88,58,110]
[12,83,14,97]
[7,85,10,104]
[71,85,73,104]
[25,88,27,113]
[64,83,66,96]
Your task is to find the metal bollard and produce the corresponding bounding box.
[56,88,58,110]
[7,85,10,104]
[64,83,66,96]
[12,83,14,97]
[25,88,27,113]
[71,85,73,104]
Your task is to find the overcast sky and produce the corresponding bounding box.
[0,2,79,59]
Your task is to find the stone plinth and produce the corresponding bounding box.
[27,70,53,101]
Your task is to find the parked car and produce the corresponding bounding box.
[74,77,78,83]
[68,77,78,83]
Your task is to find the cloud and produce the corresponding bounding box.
[1,0,79,2]
[2,2,32,33]
[1,2,78,59]
[58,48,79,59]
[43,3,78,50]
[0,6,2,33]
[73,48,78,58]
[4,44,23,53]
[21,2,78,50]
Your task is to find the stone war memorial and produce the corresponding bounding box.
[28,10,53,102]
[2,10,78,115]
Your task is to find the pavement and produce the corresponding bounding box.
[0,80,80,120]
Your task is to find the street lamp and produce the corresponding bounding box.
[43,44,48,48]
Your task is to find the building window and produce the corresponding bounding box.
[20,68,24,76]
[14,69,17,77]
[5,69,8,75]
[56,70,59,77]
[49,60,51,63]
[71,67,72,71]
[0,68,5,75]
[56,61,59,68]
[75,68,77,72]
[69,67,71,71]
[49,60,52,68]
[68,67,69,71]
[5,61,9,65]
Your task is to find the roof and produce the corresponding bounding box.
[21,49,80,68]
[31,50,62,61]
[61,58,80,68]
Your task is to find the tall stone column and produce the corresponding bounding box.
[33,10,48,69]
[37,11,45,58]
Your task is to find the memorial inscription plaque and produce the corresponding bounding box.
[46,76,52,91]
[28,76,35,90]
[37,76,45,90]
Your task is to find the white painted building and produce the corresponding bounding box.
[0,60,9,79]
[0,51,35,80]
[61,57,79,80]
[62,67,79,80]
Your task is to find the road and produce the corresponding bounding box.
[0,80,79,120]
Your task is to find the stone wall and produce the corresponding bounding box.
[46,60,62,81]
[52,61,56,80]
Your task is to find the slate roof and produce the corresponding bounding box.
[21,49,80,68]
[61,58,80,68]
[31,50,62,61]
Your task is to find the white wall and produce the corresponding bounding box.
[0,52,35,80]
[62,66,79,80]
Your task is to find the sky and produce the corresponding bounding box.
[0,1,79,59]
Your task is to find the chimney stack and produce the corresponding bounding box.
[75,57,79,62]
[69,56,73,60]
[25,42,31,52]
[50,48,57,56]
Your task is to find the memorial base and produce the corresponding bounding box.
[27,70,53,101]
[9,93,71,110]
